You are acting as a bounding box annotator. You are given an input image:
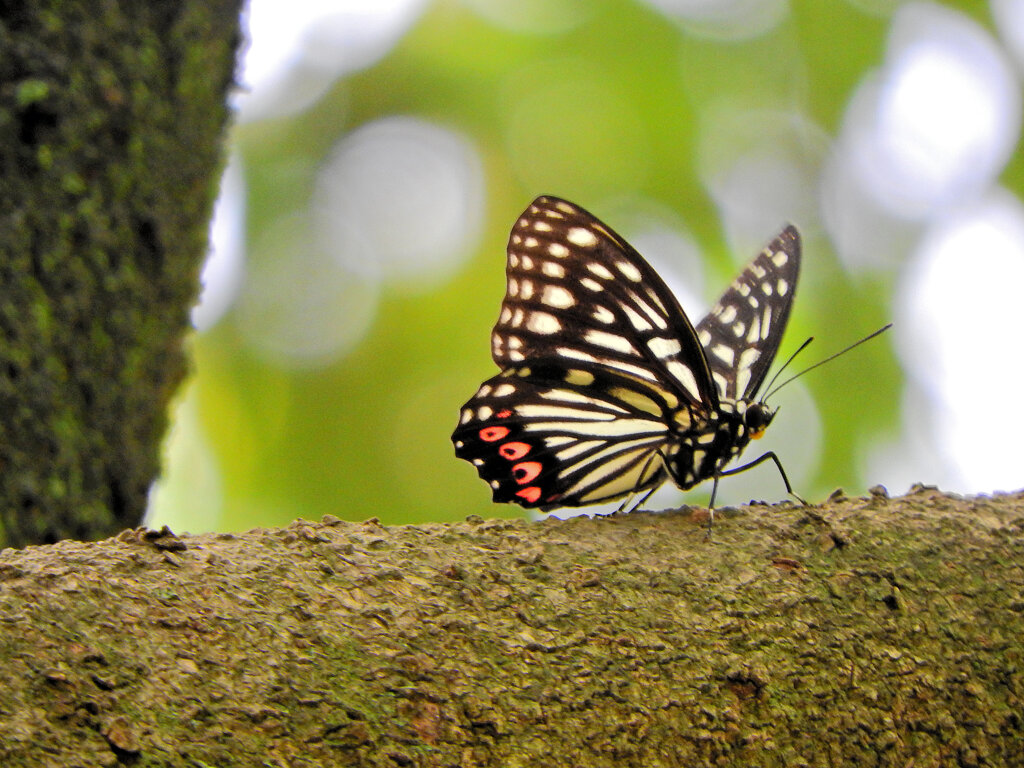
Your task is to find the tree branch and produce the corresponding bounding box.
[1,486,1022,766]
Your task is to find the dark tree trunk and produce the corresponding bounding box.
[0,1,243,547]
[1,487,1022,766]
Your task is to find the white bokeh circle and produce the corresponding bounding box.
[314,116,485,292]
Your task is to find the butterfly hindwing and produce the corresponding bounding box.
[452,364,676,507]
[491,196,717,410]
[695,226,801,400]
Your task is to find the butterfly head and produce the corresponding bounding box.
[744,402,776,440]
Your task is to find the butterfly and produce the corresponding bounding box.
[452,195,801,512]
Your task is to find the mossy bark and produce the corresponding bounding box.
[0,2,243,546]
[1,487,1022,767]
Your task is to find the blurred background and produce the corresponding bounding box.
[147,0,1024,533]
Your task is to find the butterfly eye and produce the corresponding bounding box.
[745,404,775,439]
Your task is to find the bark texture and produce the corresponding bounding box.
[0,1,243,547]
[0,486,1022,767]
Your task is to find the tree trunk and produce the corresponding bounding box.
[0,1,243,547]
[1,486,1021,767]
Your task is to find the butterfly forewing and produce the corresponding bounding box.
[492,196,717,409]
[695,226,800,400]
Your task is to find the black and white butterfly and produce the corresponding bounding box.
[452,195,801,511]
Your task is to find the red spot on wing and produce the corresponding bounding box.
[499,442,531,460]
[512,461,543,484]
[516,486,542,504]
[479,426,510,442]
[495,409,512,419]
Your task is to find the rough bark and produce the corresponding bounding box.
[0,1,243,547]
[0,486,1022,767]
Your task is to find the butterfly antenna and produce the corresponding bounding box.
[763,323,892,402]
[761,336,815,400]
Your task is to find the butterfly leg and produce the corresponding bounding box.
[705,476,723,539]
[615,452,664,513]
[615,486,657,515]
[657,451,719,535]
[717,451,808,505]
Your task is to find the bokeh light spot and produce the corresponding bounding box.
[236,210,379,368]
[699,107,828,252]
[637,0,788,41]
[314,116,485,292]
[239,0,429,120]
[849,4,1019,218]
[461,0,592,34]
[992,0,1024,72]
[897,188,1024,491]
[193,154,245,332]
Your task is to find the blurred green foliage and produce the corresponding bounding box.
[153,0,1001,532]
